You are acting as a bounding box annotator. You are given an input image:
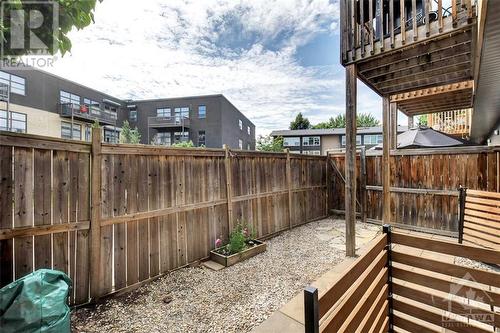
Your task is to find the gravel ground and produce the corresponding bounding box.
[72,218,380,333]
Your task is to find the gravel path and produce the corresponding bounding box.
[72,218,380,333]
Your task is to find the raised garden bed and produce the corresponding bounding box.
[210,240,266,267]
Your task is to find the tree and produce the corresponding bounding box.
[417,115,428,126]
[256,135,283,152]
[120,120,141,144]
[0,0,99,58]
[290,113,311,130]
[313,113,379,129]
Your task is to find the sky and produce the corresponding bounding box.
[43,0,400,136]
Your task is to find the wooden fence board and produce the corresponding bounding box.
[14,147,33,279]
[33,149,51,271]
[0,146,13,287]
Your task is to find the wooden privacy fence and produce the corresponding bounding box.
[0,131,328,305]
[458,188,500,249]
[304,225,500,333]
[329,146,500,234]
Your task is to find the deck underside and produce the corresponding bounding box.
[356,28,474,97]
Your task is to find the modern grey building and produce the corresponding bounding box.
[0,68,256,150]
[271,126,408,155]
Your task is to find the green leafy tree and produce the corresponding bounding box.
[417,115,428,126]
[289,112,311,130]
[171,140,195,148]
[313,113,379,129]
[0,0,100,58]
[119,120,141,144]
[256,135,283,152]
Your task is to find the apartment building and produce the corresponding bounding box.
[0,68,256,150]
[271,126,407,155]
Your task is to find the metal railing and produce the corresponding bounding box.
[59,103,117,125]
[148,116,190,128]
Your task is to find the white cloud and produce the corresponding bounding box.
[42,0,389,137]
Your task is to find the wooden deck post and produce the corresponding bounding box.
[90,129,102,301]
[390,103,398,149]
[223,145,233,233]
[285,148,293,229]
[345,64,357,257]
[383,97,391,224]
[407,115,414,129]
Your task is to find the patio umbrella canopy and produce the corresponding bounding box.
[372,126,469,149]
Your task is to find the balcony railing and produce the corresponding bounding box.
[59,103,117,125]
[148,116,190,128]
[427,108,471,137]
[340,0,476,64]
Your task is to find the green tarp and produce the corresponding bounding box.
[0,269,72,333]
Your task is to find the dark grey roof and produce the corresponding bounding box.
[270,126,408,137]
[370,126,469,150]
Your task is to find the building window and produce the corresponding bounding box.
[174,107,190,120]
[302,136,320,146]
[302,150,321,155]
[0,71,26,95]
[83,98,100,115]
[238,139,243,149]
[364,134,383,145]
[198,130,206,146]
[60,90,80,106]
[283,137,301,147]
[174,131,189,143]
[61,121,81,140]
[198,105,206,119]
[247,143,251,150]
[104,128,119,143]
[247,126,251,135]
[157,108,171,118]
[239,119,243,130]
[341,135,362,146]
[0,110,26,133]
[129,110,137,122]
[154,132,171,146]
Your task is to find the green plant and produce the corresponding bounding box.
[91,119,100,129]
[290,112,311,130]
[171,140,194,148]
[228,225,246,254]
[119,120,141,144]
[256,135,283,152]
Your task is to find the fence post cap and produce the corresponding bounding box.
[382,224,392,233]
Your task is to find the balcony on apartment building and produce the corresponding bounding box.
[148,116,190,129]
[59,103,117,125]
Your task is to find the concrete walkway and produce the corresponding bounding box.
[251,228,457,333]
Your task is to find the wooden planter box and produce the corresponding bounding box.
[210,240,266,267]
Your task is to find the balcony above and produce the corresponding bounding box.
[148,116,190,129]
[341,0,476,96]
[59,103,117,125]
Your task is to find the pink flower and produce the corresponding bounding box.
[215,238,222,248]
[242,228,249,237]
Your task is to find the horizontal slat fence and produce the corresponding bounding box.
[304,226,500,333]
[460,189,500,249]
[0,131,328,305]
[330,147,500,233]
